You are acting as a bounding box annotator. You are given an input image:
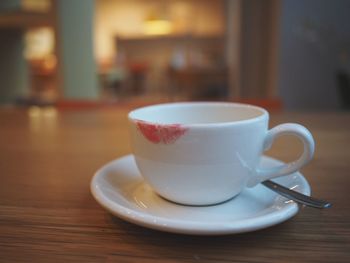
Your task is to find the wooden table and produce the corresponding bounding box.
[1,108,349,262]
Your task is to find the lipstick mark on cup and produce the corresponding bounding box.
[135,120,188,144]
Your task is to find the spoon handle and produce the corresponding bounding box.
[262,180,332,209]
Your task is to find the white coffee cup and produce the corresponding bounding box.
[128,102,314,206]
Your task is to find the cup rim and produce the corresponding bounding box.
[128,101,268,128]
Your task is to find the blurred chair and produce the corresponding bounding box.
[167,66,228,100]
[128,62,149,95]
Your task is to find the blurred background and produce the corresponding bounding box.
[0,0,349,110]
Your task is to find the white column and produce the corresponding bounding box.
[55,0,99,100]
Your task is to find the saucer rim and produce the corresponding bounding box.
[91,154,311,235]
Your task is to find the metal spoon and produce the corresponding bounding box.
[262,180,332,209]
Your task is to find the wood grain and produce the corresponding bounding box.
[0,108,349,262]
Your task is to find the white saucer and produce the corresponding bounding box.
[91,155,311,235]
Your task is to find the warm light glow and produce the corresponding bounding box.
[143,20,172,35]
[43,107,57,118]
[28,106,41,118]
[28,106,58,132]
[24,27,54,60]
[28,106,57,118]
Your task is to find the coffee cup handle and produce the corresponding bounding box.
[247,123,315,187]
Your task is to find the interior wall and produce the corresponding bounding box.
[278,0,350,110]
